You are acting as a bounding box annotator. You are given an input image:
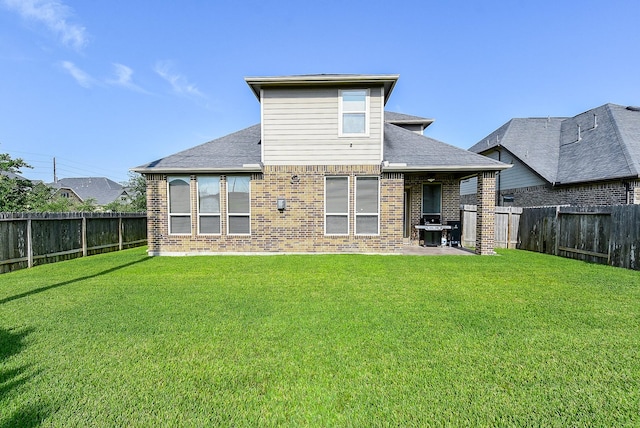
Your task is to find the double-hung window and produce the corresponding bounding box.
[168,176,191,234]
[355,177,379,235]
[197,176,221,234]
[325,176,349,235]
[339,89,369,136]
[227,175,250,235]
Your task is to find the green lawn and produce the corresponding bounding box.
[1,248,639,427]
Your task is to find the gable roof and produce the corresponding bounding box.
[49,177,128,205]
[469,103,640,185]
[383,124,510,172]
[468,117,565,183]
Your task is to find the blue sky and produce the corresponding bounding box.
[1,0,639,183]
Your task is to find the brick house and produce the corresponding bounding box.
[461,104,640,207]
[133,74,509,255]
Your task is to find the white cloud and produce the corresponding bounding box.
[107,63,149,93]
[2,0,88,51]
[60,60,93,88]
[154,61,205,98]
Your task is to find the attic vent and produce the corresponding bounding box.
[593,113,597,129]
[626,106,640,112]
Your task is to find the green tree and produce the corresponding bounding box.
[0,153,34,212]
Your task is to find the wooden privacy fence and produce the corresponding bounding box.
[517,205,640,270]
[461,205,523,249]
[0,212,147,274]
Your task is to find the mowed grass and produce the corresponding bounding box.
[0,248,639,427]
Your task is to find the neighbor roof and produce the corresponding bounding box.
[469,103,640,185]
[245,74,399,104]
[49,177,128,205]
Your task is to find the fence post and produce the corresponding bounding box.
[507,208,512,249]
[82,216,87,257]
[119,217,123,251]
[27,218,33,268]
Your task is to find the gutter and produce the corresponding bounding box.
[130,164,263,174]
[382,164,512,173]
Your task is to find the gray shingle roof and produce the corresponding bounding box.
[384,124,508,171]
[469,103,640,185]
[135,121,508,174]
[384,111,434,126]
[49,177,128,205]
[468,117,565,182]
[133,124,262,172]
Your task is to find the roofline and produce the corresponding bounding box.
[245,74,400,104]
[382,164,512,173]
[385,118,435,126]
[130,165,263,174]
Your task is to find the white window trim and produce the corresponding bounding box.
[325,176,350,236]
[168,176,191,235]
[355,176,380,236]
[338,89,370,137]
[226,176,251,236]
[196,176,221,235]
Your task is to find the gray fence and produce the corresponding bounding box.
[517,205,640,270]
[0,212,147,274]
[461,205,523,249]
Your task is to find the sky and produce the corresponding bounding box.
[1,0,639,184]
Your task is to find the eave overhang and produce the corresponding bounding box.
[381,164,512,173]
[131,165,263,175]
[245,74,400,104]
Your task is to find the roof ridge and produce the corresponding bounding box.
[607,104,639,176]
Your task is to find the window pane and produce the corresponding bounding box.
[342,90,366,111]
[199,215,220,234]
[326,177,348,213]
[356,215,378,234]
[326,215,348,234]
[169,177,190,213]
[422,184,442,214]
[198,176,220,213]
[170,216,190,234]
[343,113,366,134]
[229,216,250,234]
[228,176,250,213]
[356,177,378,213]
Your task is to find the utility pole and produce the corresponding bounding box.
[53,157,57,183]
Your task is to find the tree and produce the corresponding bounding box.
[0,153,34,212]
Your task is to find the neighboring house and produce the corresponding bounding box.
[461,104,640,207]
[133,74,509,255]
[49,177,130,207]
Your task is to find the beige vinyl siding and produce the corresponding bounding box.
[262,87,383,165]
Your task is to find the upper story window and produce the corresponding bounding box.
[227,175,251,235]
[339,89,369,137]
[168,176,191,234]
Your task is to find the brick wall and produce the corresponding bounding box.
[144,166,405,254]
[461,179,640,207]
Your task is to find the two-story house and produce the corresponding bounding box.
[133,74,509,255]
